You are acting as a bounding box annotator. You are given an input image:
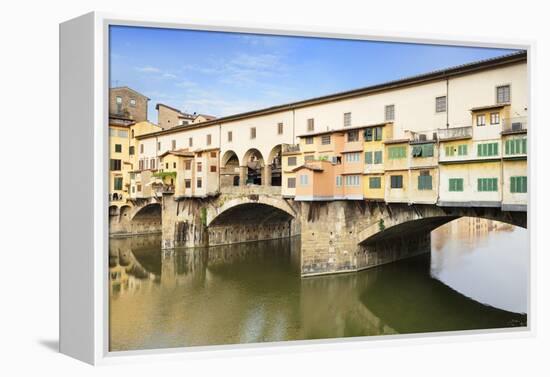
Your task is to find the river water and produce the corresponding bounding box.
[109,217,528,351]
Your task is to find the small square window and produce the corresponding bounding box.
[496,85,511,104]
[385,105,395,121]
[435,96,447,113]
[130,98,136,107]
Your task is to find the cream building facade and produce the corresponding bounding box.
[132,52,527,212]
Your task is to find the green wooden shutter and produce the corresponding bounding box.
[522,138,527,154]
[365,152,373,164]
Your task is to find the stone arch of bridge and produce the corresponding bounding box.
[206,196,296,227]
[358,204,527,246]
[130,202,162,221]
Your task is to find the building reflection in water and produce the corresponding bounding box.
[109,218,527,351]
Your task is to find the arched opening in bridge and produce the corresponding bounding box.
[243,148,264,185]
[208,202,295,246]
[109,205,119,217]
[358,214,528,314]
[131,203,162,234]
[220,150,240,188]
[267,145,282,186]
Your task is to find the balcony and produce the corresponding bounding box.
[502,117,528,134]
[437,126,473,141]
[282,144,300,153]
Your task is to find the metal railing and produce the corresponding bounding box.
[437,126,473,140]
[502,117,528,133]
[282,143,300,153]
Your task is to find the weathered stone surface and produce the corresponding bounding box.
[110,191,526,277]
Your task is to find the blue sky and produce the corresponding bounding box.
[110,26,518,123]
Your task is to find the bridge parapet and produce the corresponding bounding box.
[220,185,282,196]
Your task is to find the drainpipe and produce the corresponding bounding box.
[446,75,449,128]
[218,123,221,193]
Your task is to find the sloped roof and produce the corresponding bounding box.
[137,51,527,140]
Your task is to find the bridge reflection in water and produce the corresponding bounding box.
[109,221,527,351]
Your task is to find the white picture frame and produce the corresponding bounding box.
[59,11,535,365]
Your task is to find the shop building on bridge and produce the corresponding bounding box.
[120,51,527,212]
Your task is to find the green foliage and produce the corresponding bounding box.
[379,218,385,232]
[319,155,329,161]
[152,171,177,179]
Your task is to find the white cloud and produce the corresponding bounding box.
[135,66,161,73]
[162,73,177,79]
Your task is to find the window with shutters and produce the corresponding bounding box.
[476,114,486,126]
[365,151,373,164]
[228,131,233,142]
[345,153,360,163]
[388,146,406,159]
[250,127,256,139]
[206,134,212,145]
[287,177,296,188]
[490,112,500,125]
[113,177,123,191]
[505,138,527,155]
[336,176,342,187]
[449,178,464,192]
[510,176,527,193]
[344,112,352,127]
[477,142,499,157]
[305,137,314,145]
[150,158,156,170]
[138,159,144,170]
[445,146,455,157]
[110,159,122,171]
[185,179,191,188]
[189,137,193,147]
[307,118,314,131]
[390,175,403,189]
[418,170,433,190]
[114,144,122,153]
[210,165,217,173]
[478,178,498,192]
[374,151,383,164]
[321,135,331,145]
[385,105,395,121]
[369,177,381,189]
[137,184,142,192]
[345,175,360,186]
[197,162,202,172]
[347,130,359,142]
[287,156,297,166]
[435,96,447,113]
[197,178,202,188]
[496,85,511,104]
[185,160,191,170]
[412,143,434,158]
[374,127,383,141]
[129,146,135,155]
[277,122,283,135]
[304,155,314,162]
[364,128,373,141]
[458,144,468,156]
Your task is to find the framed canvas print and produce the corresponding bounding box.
[59,12,533,365]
